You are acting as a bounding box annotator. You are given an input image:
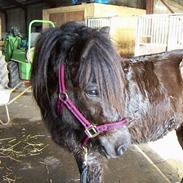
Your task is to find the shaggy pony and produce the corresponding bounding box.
[31,21,183,183]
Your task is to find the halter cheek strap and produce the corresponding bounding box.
[57,64,128,147]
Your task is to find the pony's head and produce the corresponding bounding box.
[31,22,131,158]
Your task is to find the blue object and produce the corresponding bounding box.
[72,0,78,4]
[95,0,109,4]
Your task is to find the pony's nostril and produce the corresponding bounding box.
[116,145,126,156]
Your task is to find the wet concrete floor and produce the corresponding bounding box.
[0,91,183,183]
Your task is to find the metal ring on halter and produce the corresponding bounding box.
[59,92,68,102]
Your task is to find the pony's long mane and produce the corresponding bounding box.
[31,22,124,127]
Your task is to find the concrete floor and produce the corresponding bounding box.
[0,90,183,183]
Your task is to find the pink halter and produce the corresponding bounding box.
[57,64,128,147]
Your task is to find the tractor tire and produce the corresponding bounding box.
[7,61,22,88]
[0,55,9,88]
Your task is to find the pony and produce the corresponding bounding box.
[31,22,130,182]
[31,21,183,183]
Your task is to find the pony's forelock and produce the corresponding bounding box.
[76,35,125,114]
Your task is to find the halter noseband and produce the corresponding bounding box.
[57,64,128,147]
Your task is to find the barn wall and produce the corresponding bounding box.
[42,3,95,27]
[43,3,145,26]
[93,3,145,17]
[27,3,47,30]
[6,8,25,34]
[0,13,5,39]
[2,3,48,37]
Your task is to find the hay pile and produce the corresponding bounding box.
[0,134,49,183]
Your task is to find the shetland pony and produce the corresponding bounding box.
[31,22,130,182]
[31,21,183,183]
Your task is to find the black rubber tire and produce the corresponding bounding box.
[0,55,9,88]
[7,61,22,88]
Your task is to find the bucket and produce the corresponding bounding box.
[19,62,32,80]
[95,0,109,4]
[0,88,11,105]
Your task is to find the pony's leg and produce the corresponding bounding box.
[51,126,104,183]
[176,125,183,149]
[74,150,104,183]
[87,151,104,183]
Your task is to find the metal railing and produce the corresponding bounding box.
[135,14,183,56]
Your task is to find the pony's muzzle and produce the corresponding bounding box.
[99,126,131,158]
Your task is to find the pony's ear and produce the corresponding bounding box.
[99,26,110,36]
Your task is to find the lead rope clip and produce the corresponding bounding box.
[80,147,88,183]
[83,146,88,166]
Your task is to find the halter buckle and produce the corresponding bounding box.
[59,92,68,102]
[85,125,99,138]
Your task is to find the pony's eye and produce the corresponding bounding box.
[86,89,98,97]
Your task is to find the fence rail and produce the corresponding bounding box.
[135,14,183,56]
[86,17,111,28]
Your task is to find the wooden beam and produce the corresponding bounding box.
[0,7,6,14]
[146,0,154,14]
[137,0,146,9]
[0,6,7,32]
[5,11,8,32]
[6,0,25,9]
[24,7,28,36]
[160,0,174,13]
[41,0,57,7]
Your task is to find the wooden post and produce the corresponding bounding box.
[160,0,174,13]
[146,0,154,14]
[4,11,8,33]
[24,7,28,37]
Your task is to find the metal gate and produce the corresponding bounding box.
[168,15,183,51]
[85,17,111,28]
[135,14,183,56]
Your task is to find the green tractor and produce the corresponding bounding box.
[2,20,55,88]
